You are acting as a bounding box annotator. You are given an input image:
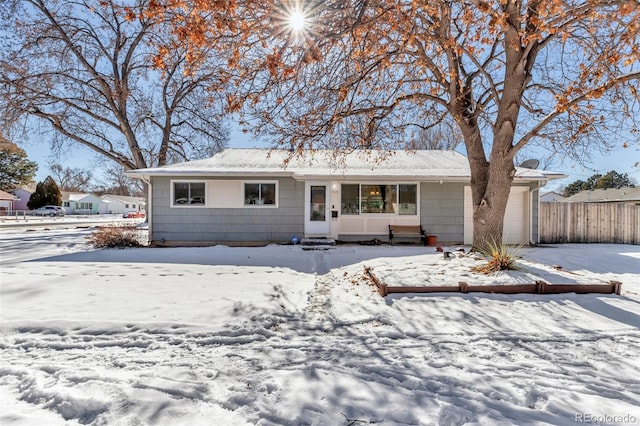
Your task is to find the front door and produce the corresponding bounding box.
[304,182,331,236]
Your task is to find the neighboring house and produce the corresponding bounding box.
[126,149,565,246]
[10,188,32,211]
[540,191,565,202]
[561,187,640,205]
[0,189,18,213]
[61,192,110,214]
[62,192,88,214]
[101,194,146,215]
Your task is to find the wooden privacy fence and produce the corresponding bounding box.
[364,268,623,297]
[540,202,640,244]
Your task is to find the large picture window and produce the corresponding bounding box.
[173,182,206,206]
[244,182,277,206]
[341,184,417,215]
[361,184,397,214]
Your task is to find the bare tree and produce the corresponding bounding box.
[93,163,143,197]
[0,0,229,178]
[407,121,463,151]
[50,164,93,192]
[163,1,639,247]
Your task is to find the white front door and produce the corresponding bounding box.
[304,182,331,236]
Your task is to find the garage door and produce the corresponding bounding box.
[464,186,529,244]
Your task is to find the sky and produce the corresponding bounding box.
[1,218,639,424]
[23,124,638,194]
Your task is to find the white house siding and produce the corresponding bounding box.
[101,195,146,214]
[150,176,304,244]
[336,182,466,243]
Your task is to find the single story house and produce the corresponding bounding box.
[62,192,110,214]
[10,188,33,211]
[101,194,146,215]
[540,191,566,202]
[561,187,640,205]
[126,149,565,246]
[0,189,18,213]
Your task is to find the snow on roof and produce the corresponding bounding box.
[563,187,640,202]
[61,191,90,202]
[126,149,563,181]
[0,189,18,200]
[101,194,146,204]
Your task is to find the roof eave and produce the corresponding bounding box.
[125,170,296,178]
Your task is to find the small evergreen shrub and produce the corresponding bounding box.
[471,239,523,274]
[86,226,142,248]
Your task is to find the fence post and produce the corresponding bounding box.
[610,280,622,296]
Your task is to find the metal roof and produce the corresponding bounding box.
[126,149,564,182]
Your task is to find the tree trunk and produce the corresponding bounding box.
[471,156,515,251]
[462,118,518,251]
[466,8,530,250]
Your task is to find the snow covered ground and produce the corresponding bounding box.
[1,224,639,425]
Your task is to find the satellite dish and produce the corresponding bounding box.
[520,159,540,169]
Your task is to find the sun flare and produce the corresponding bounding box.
[288,10,306,32]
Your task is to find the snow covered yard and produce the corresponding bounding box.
[1,226,639,425]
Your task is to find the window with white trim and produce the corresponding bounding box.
[341,184,417,215]
[173,181,206,206]
[244,182,277,206]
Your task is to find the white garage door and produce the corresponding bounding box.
[464,186,529,244]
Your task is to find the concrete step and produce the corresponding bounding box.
[299,238,336,250]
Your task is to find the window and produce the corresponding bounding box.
[398,184,418,215]
[341,184,359,215]
[310,185,326,221]
[78,202,93,210]
[361,184,397,214]
[341,184,417,215]
[173,182,206,206]
[244,182,276,206]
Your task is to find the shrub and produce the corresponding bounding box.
[86,226,142,248]
[471,239,523,274]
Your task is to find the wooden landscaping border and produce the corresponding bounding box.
[363,267,622,297]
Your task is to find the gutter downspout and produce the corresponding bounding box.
[532,180,544,245]
[140,175,152,245]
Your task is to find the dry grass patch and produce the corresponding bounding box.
[471,239,523,274]
[86,226,144,248]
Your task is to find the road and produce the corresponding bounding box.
[0,214,143,231]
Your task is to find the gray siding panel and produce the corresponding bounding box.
[150,177,540,246]
[420,182,465,244]
[151,176,304,244]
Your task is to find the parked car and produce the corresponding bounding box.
[123,211,145,218]
[175,196,204,205]
[32,205,65,217]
